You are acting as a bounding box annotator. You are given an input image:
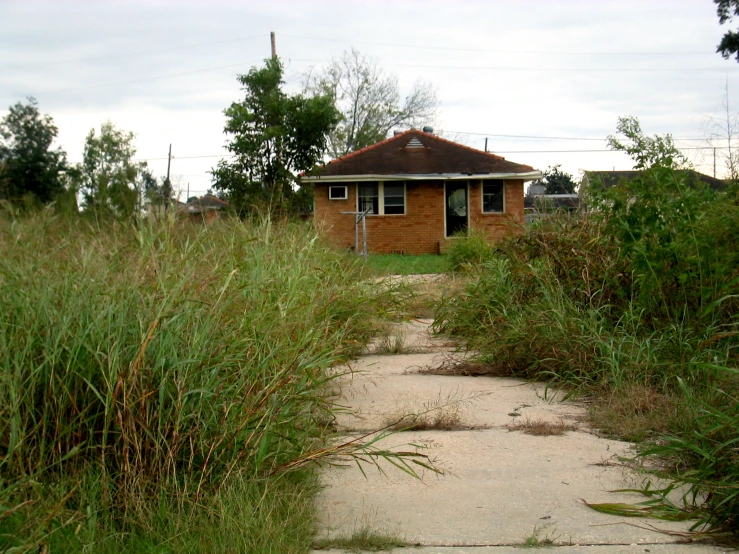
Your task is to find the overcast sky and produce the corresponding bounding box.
[2,0,738,197]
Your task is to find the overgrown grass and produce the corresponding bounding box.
[0,211,391,552]
[312,525,408,552]
[433,168,739,536]
[365,253,449,275]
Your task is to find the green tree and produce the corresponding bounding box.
[715,0,739,61]
[532,164,577,194]
[211,57,339,215]
[304,48,438,158]
[80,121,146,217]
[607,116,687,170]
[140,168,175,209]
[0,97,68,204]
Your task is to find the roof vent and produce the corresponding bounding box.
[406,137,425,149]
[422,126,434,134]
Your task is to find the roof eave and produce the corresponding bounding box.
[301,171,543,183]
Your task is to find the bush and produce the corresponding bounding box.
[434,163,739,534]
[446,231,496,271]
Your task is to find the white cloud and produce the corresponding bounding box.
[3,0,739,191]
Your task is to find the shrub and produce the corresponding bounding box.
[446,231,496,271]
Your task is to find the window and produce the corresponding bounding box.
[384,183,405,214]
[357,182,405,215]
[328,185,348,200]
[358,183,379,214]
[482,180,505,213]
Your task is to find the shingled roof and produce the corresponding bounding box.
[302,129,540,181]
[584,170,727,191]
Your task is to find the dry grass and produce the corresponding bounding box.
[420,356,512,377]
[382,391,486,431]
[385,273,463,319]
[589,384,679,442]
[372,323,410,355]
[507,417,578,436]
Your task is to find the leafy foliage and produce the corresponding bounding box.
[606,116,687,170]
[0,97,68,204]
[530,164,577,194]
[211,57,339,215]
[304,48,438,158]
[715,0,739,62]
[435,116,739,535]
[80,121,146,217]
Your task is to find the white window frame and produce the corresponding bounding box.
[328,185,348,200]
[356,181,406,215]
[481,180,506,214]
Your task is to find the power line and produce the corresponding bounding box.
[27,60,261,98]
[290,57,738,73]
[442,130,710,141]
[132,145,735,164]
[483,146,727,154]
[4,33,267,70]
[133,154,233,162]
[281,33,713,57]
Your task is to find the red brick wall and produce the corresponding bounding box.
[469,179,525,241]
[313,179,525,255]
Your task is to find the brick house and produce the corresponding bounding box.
[301,129,542,254]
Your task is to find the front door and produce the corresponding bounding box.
[445,182,468,237]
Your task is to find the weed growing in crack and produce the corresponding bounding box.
[507,417,578,436]
[312,525,408,552]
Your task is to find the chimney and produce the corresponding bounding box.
[422,126,434,134]
[393,130,403,136]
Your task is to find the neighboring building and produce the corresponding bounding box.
[177,194,229,223]
[301,129,542,255]
[581,170,728,193]
[524,194,580,223]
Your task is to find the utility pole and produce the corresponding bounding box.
[270,31,277,59]
[164,143,173,210]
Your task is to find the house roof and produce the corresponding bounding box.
[179,194,230,214]
[302,129,541,182]
[524,194,580,210]
[584,170,727,191]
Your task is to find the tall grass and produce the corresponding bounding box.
[434,171,739,535]
[0,211,385,551]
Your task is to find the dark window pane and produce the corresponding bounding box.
[358,183,379,214]
[383,183,405,214]
[483,181,504,213]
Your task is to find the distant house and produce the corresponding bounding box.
[301,129,542,255]
[524,194,580,223]
[178,194,229,223]
[581,170,727,193]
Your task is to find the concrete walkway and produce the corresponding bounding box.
[312,320,729,553]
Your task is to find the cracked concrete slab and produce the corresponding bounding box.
[332,353,582,433]
[313,546,729,553]
[316,321,723,552]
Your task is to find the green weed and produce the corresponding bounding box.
[312,525,408,552]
